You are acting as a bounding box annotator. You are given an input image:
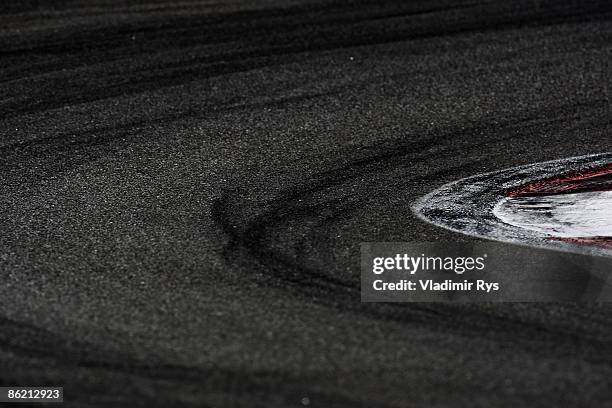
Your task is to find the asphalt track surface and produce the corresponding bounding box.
[1,1,612,407]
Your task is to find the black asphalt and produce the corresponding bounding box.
[1,1,612,407]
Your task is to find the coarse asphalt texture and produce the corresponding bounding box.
[1,1,612,407]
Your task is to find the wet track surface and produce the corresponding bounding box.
[1,1,612,406]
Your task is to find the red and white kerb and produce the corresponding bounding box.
[494,164,612,249]
[412,153,612,257]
